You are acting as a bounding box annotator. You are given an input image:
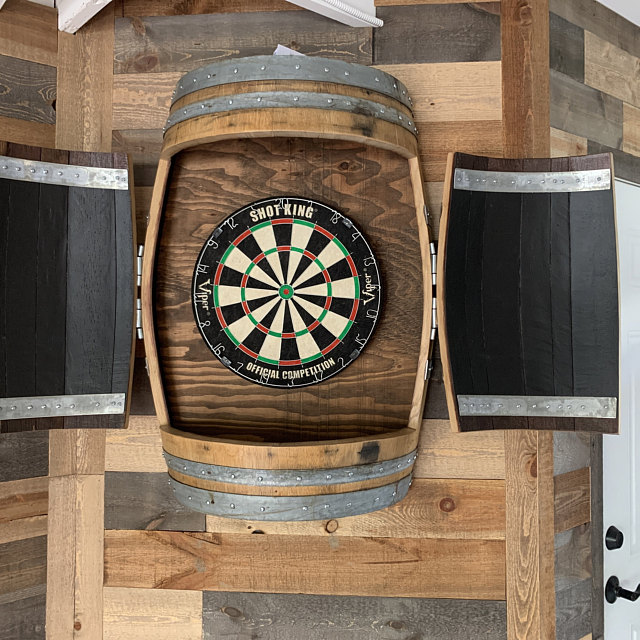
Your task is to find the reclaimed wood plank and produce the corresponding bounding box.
[0,516,48,545]
[104,530,506,599]
[0,0,57,66]
[423,357,450,420]
[556,579,592,640]
[0,431,49,481]
[554,468,590,533]
[416,418,505,479]
[550,13,584,82]
[555,524,591,593]
[46,474,104,640]
[0,116,54,148]
[48,430,106,477]
[554,433,591,475]
[0,54,55,124]
[114,12,371,74]
[56,3,114,152]
[202,592,507,640]
[105,415,164,472]
[587,139,640,183]
[551,128,588,157]
[205,478,505,539]
[129,357,156,415]
[104,587,202,640]
[0,593,46,640]
[105,472,206,531]
[375,61,501,122]
[112,128,163,164]
[0,477,48,524]
[0,535,46,597]
[374,4,500,65]
[122,0,298,16]
[550,70,623,150]
[549,0,640,59]
[623,103,640,156]
[585,30,640,109]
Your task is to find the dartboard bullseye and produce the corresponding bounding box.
[192,197,382,388]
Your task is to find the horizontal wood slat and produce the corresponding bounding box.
[0,516,48,546]
[105,415,165,472]
[550,128,588,158]
[121,0,298,16]
[554,468,591,534]
[0,432,49,482]
[0,535,47,599]
[0,0,57,66]
[0,477,48,525]
[104,530,506,599]
[0,115,55,149]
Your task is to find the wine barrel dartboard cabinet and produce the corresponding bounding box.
[142,56,435,520]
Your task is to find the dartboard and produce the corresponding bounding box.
[192,197,382,388]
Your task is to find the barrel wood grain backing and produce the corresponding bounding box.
[202,592,507,640]
[104,530,506,599]
[0,55,56,125]
[154,137,422,441]
[114,12,372,74]
[0,143,136,432]
[439,152,618,433]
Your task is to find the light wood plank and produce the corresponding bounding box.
[0,0,57,65]
[105,415,164,472]
[0,476,48,523]
[206,478,505,539]
[623,102,640,156]
[585,30,640,108]
[112,73,180,130]
[0,515,48,545]
[550,128,587,158]
[0,114,55,148]
[104,587,202,640]
[46,474,104,640]
[376,62,502,122]
[104,530,506,599]
[112,129,163,165]
[416,418,505,479]
[49,430,106,477]
[55,3,114,152]
[554,467,591,534]
[121,0,297,15]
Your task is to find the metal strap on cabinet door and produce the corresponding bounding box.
[165,92,418,135]
[0,393,126,420]
[171,55,413,109]
[458,395,617,419]
[169,474,412,521]
[0,156,129,189]
[164,450,417,486]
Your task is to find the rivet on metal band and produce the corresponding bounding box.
[164,450,417,486]
[171,56,412,110]
[0,156,129,190]
[453,168,611,193]
[169,474,412,521]
[0,393,126,420]
[457,395,617,419]
[165,92,418,136]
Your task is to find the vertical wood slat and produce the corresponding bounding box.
[501,2,555,640]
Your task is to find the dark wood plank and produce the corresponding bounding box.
[114,12,371,74]
[203,592,507,640]
[0,536,47,598]
[587,140,640,184]
[0,593,46,640]
[555,524,591,593]
[549,0,640,59]
[423,356,450,420]
[549,13,584,82]
[0,55,55,125]
[0,431,48,481]
[104,471,206,531]
[556,579,592,640]
[133,164,158,187]
[550,70,623,151]
[130,357,155,415]
[374,4,500,64]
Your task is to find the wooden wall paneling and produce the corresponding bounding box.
[0,516,48,546]
[0,432,49,481]
[0,116,55,149]
[202,591,507,640]
[128,357,156,415]
[375,61,502,123]
[104,530,506,599]
[0,0,57,66]
[587,140,640,183]
[55,3,115,152]
[104,415,164,472]
[551,128,588,157]
[48,430,106,477]
[550,70,623,150]
[554,468,591,533]
[111,129,163,164]
[114,12,371,74]
[0,593,46,640]
[373,4,500,65]
[0,477,48,526]
[549,0,640,59]
[0,535,47,601]
[103,587,202,640]
[0,55,56,124]
[204,478,506,538]
[623,103,640,156]
[556,579,592,640]
[549,13,584,82]
[104,472,206,531]
[584,30,640,108]
[423,356,450,420]
[554,432,591,475]
[122,0,299,17]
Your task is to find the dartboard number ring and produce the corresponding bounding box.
[192,197,382,388]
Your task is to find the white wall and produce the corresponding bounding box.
[596,0,640,27]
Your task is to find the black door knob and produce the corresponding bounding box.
[606,525,624,550]
[606,576,640,604]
